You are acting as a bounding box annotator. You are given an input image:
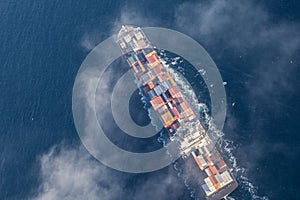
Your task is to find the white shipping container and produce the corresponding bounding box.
[204,177,213,188]
[205,168,212,176]
[215,174,224,184]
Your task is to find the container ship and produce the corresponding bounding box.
[116,25,238,200]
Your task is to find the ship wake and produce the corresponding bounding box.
[159,54,268,200]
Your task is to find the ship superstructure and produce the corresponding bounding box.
[116,25,238,200]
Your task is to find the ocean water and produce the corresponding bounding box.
[0,0,299,200]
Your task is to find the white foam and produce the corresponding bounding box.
[158,53,268,199]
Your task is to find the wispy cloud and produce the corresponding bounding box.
[110,5,159,35]
[80,33,100,52]
[79,5,159,52]
[33,144,123,200]
[32,142,186,200]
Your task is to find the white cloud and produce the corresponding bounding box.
[33,144,123,200]
[79,7,156,52]
[32,143,186,200]
[111,5,158,34]
[80,34,96,52]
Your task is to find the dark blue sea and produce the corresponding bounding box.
[0,0,299,199]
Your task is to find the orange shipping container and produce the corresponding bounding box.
[205,154,213,165]
[150,96,164,110]
[193,156,204,170]
[148,81,154,89]
[209,166,219,175]
[209,175,218,186]
[172,107,180,117]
